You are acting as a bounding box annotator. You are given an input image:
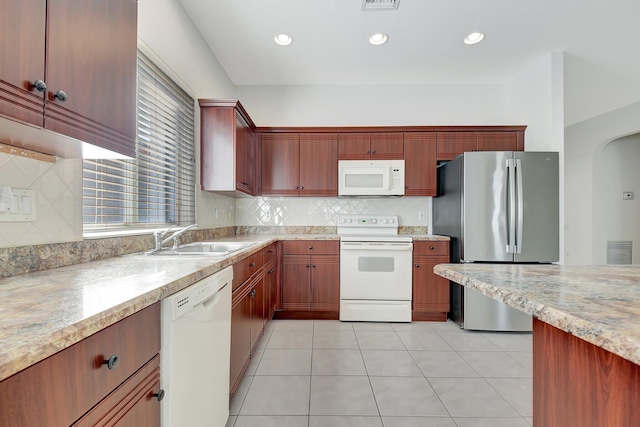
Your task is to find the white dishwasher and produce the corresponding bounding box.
[161,265,232,427]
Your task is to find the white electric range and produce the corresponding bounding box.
[337,214,413,322]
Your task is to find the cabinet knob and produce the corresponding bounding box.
[429,246,435,250]
[308,245,313,250]
[312,264,316,268]
[269,269,274,274]
[103,354,120,370]
[372,150,377,154]
[33,79,47,92]
[405,185,409,189]
[306,264,310,268]
[366,150,371,154]
[415,264,420,268]
[296,186,300,190]
[153,389,165,402]
[300,186,304,190]
[250,289,256,297]
[249,262,256,267]
[54,90,68,102]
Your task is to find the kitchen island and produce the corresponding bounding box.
[434,263,640,427]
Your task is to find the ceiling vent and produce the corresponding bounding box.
[362,0,400,11]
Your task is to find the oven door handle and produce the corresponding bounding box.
[340,242,413,251]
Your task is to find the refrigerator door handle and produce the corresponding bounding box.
[515,158,524,254]
[506,158,516,254]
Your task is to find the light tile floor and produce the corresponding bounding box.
[226,319,533,427]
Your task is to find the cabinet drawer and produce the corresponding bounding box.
[233,252,262,291]
[283,240,339,255]
[413,241,450,256]
[73,354,161,427]
[262,243,277,263]
[0,303,160,427]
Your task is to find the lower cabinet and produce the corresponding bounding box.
[229,245,277,398]
[0,303,161,427]
[281,240,340,318]
[412,241,451,321]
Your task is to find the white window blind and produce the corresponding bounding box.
[83,51,196,232]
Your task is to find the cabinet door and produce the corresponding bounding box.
[436,132,477,161]
[245,127,256,194]
[230,290,251,394]
[476,131,519,152]
[412,258,450,314]
[45,0,137,157]
[404,132,437,196]
[282,255,311,311]
[338,133,370,160]
[235,114,248,192]
[310,255,340,312]
[299,133,338,196]
[370,132,404,159]
[0,0,46,126]
[250,278,266,351]
[266,264,277,320]
[261,133,300,195]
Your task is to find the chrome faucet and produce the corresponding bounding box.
[163,223,199,250]
[151,224,198,252]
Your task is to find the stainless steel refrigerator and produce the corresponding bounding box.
[433,151,559,331]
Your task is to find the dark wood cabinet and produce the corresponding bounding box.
[299,133,338,196]
[281,240,340,317]
[230,245,277,397]
[0,304,161,427]
[0,0,46,127]
[437,130,523,161]
[261,132,338,196]
[404,132,437,196]
[412,241,450,321]
[0,0,137,158]
[200,99,257,196]
[261,133,300,196]
[338,132,403,160]
[230,286,252,393]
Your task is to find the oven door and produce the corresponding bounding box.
[339,241,413,300]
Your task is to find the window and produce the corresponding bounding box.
[83,51,196,233]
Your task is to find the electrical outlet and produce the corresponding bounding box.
[623,192,634,200]
[0,188,36,222]
[418,211,426,221]
[264,210,272,221]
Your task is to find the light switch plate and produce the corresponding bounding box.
[0,189,36,222]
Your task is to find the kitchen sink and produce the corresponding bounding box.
[141,241,254,257]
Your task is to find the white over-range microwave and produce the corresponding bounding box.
[338,160,405,197]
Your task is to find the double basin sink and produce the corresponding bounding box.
[145,241,254,257]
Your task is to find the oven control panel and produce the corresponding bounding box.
[338,214,398,228]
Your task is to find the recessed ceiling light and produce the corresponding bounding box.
[369,33,389,45]
[464,32,485,45]
[274,33,293,46]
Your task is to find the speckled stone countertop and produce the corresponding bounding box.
[433,263,640,365]
[0,231,446,381]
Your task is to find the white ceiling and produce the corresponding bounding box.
[178,0,640,124]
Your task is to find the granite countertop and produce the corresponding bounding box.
[0,231,446,381]
[434,263,640,365]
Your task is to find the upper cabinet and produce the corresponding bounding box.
[199,99,257,196]
[338,132,404,160]
[436,129,524,161]
[0,0,137,158]
[261,132,338,197]
[404,132,437,196]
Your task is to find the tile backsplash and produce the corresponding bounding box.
[0,153,82,247]
[235,196,431,227]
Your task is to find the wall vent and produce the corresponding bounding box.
[607,240,632,264]
[362,0,400,11]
